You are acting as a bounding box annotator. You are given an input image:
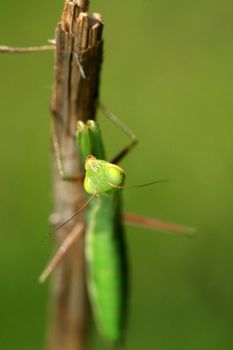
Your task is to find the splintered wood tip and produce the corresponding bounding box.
[90,12,104,24]
[61,1,103,48]
[78,0,90,12]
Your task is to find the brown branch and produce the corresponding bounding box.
[48,1,103,350]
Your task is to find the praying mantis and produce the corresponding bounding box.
[39,104,195,346]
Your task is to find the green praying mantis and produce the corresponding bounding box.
[39,104,195,346]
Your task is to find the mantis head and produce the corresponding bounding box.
[84,155,125,194]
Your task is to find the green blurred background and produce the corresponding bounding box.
[0,1,232,349]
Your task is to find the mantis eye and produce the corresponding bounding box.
[107,164,125,186]
[84,176,96,194]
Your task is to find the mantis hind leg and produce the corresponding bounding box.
[98,102,138,164]
[123,212,196,237]
[39,222,85,283]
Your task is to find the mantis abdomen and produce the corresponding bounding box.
[85,193,127,343]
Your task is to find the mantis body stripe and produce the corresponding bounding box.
[85,196,100,316]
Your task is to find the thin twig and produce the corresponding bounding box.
[0,45,55,53]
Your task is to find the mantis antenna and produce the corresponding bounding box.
[109,179,168,189]
[50,192,96,235]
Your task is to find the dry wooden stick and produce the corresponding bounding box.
[48,1,103,350]
[0,1,103,348]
